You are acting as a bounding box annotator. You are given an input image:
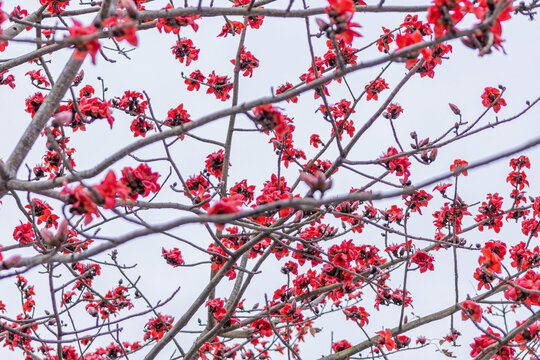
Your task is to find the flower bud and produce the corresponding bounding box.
[418,138,429,147]
[429,148,438,162]
[120,0,139,19]
[87,306,98,317]
[448,103,461,115]
[2,255,21,269]
[315,18,329,31]
[52,111,72,128]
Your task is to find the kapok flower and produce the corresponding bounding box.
[450,159,468,176]
[481,87,507,113]
[410,250,434,273]
[68,20,101,64]
[252,105,291,141]
[207,196,243,230]
[461,300,482,322]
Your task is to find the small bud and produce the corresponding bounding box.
[418,138,429,147]
[448,103,461,115]
[294,210,304,223]
[87,307,98,317]
[299,170,332,195]
[429,148,438,162]
[2,255,21,269]
[315,18,329,31]
[421,150,429,162]
[40,228,55,246]
[410,131,417,139]
[121,0,139,18]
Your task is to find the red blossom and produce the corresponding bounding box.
[162,248,185,266]
[231,47,259,77]
[365,78,389,101]
[102,15,138,46]
[0,70,15,88]
[120,164,161,201]
[40,0,70,14]
[218,20,245,37]
[206,71,233,101]
[461,300,483,322]
[156,4,199,34]
[481,87,507,112]
[172,38,200,66]
[185,70,205,91]
[450,159,468,176]
[68,20,101,64]
[276,82,298,103]
[410,250,435,273]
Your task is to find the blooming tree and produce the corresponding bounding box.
[0,0,539,359]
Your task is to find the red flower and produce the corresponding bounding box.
[162,248,185,266]
[470,328,514,359]
[61,185,100,225]
[276,82,298,103]
[343,306,369,326]
[25,92,46,117]
[13,222,35,244]
[206,71,233,101]
[231,47,259,77]
[230,180,255,203]
[190,185,211,210]
[0,70,15,89]
[479,248,502,274]
[450,159,468,176]
[461,300,482,322]
[68,20,101,64]
[130,117,154,137]
[325,0,362,44]
[144,313,174,341]
[510,156,530,170]
[380,147,411,181]
[377,27,394,53]
[115,90,148,115]
[218,20,245,37]
[377,329,397,351]
[39,0,69,14]
[156,4,199,34]
[26,199,59,229]
[25,70,50,87]
[165,104,192,138]
[384,103,403,119]
[205,149,227,179]
[251,318,273,337]
[427,0,469,38]
[120,164,161,201]
[332,339,352,353]
[172,38,199,66]
[79,84,94,97]
[207,196,243,230]
[310,134,323,148]
[365,78,389,101]
[78,97,115,128]
[102,15,138,46]
[95,171,130,208]
[481,87,507,113]
[252,105,291,141]
[433,183,452,194]
[410,250,435,273]
[185,70,205,91]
